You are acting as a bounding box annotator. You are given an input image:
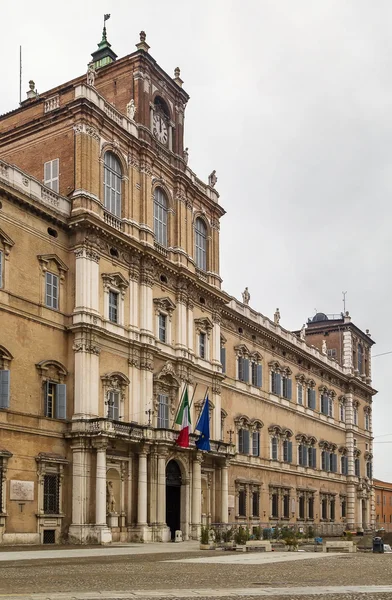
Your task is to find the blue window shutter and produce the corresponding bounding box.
[243,359,249,383]
[55,384,67,419]
[275,373,281,395]
[298,444,303,465]
[220,347,226,373]
[332,453,337,473]
[322,451,326,470]
[288,441,293,463]
[287,378,292,400]
[271,371,276,392]
[0,370,10,409]
[312,447,317,469]
[257,364,262,388]
[44,381,50,417]
[244,429,250,454]
[310,389,316,410]
[238,429,243,453]
[303,445,308,467]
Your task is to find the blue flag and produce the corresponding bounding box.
[195,396,210,451]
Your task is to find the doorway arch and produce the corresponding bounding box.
[166,460,182,539]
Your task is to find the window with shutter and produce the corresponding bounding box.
[238,489,246,516]
[104,153,122,218]
[271,493,279,518]
[108,291,119,323]
[321,498,328,520]
[282,377,292,399]
[308,496,314,519]
[252,431,260,456]
[238,429,244,453]
[271,437,278,460]
[308,388,316,409]
[194,218,207,270]
[256,364,262,388]
[297,383,303,405]
[45,272,59,309]
[153,188,168,246]
[199,332,206,358]
[157,394,169,428]
[158,314,167,342]
[0,370,10,409]
[298,444,304,466]
[342,500,346,518]
[243,358,249,383]
[252,491,260,517]
[283,494,290,518]
[355,458,360,477]
[107,390,120,420]
[243,429,250,454]
[299,496,305,519]
[331,453,337,473]
[220,347,226,373]
[44,159,59,193]
[238,357,244,381]
[283,440,292,463]
[55,384,67,419]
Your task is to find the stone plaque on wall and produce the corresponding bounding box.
[10,480,34,501]
[228,495,235,509]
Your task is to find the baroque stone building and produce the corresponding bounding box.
[0,29,376,544]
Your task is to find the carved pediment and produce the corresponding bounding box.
[234,414,250,428]
[153,296,176,314]
[234,343,250,356]
[154,361,180,387]
[194,317,213,333]
[102,272,129,291]
[0,228,14,255]
[38,254,68,278]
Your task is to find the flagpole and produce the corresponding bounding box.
[194,386,209,432]
[188,383,198,410]
[171,383,187,429]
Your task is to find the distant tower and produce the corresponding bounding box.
[91,15,117,69]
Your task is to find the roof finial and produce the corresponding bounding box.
[136,30,150,53]
[102,14,110,42]
[173,67,184,87]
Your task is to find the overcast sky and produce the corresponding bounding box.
[1,0,391,479]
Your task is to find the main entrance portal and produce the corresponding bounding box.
[166,460,181,540]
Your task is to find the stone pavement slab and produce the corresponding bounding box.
[0,541,200,562]
[168,551,344,565]
[0,585,392,598]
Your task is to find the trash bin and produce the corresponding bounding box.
[373,537,384,553]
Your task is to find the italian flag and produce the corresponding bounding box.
[175,387,191,448]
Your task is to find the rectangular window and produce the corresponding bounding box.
[252,491,260,517]
[365,413,370,431]
[44,158,59,193]
[298,444,307,466]
[271,437,278,461]
[238,357,249,382]
[107,390,120,420]
[321,451,330,471]
[308,496,314,519]
[44,382,66,419]
[238,489,246,516]
[252,431,260,457]
[45,272,59,309]
[330,499,335,521]
[43,474,60,514]
[199,332,206,359]
[328,397,333,418]
[297,383,303,405]
[342,500,346,518]
[157,394,169,428]
[108,290,119,323]
[238,429,250,454]
[330,453,337,473]
[283,494,290,519]
[0,370,10,409]
[321,498,328,520]
[355,458,360,477]
[158,314,167,343]
[353,408,358,426]
[320,393,329,415]
[271,493,279,518]
[0,250,3,289]
[283,439,292,463]
[299,496,305,519]
[366,462,372,479]
[340,403,345,422]
[220,347,226,374]
[251,363,262,387]
[327,348,337,358]
[341,456,348,475]
[307,388,316,409]
[282,376,292,400]
[271,371,281,395]
[308,447,316,469]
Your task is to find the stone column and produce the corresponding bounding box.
[345,391,356,530]
[211,311,222,366]
[221,461,229,523]
[187,298,194,357]
[157,453,167,525]
[137,449,148,525]
[175,285,188,353]
[139,259,154,343]
[191,453,202,539]
[129,260,140,332]
[95,443,107,526]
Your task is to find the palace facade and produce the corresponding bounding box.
[0,29,376,544]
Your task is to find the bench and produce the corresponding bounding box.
[246,540,272,552]
[323,540,356,553]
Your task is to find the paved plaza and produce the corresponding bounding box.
[0,543,391,599]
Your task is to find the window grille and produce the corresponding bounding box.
[252,491,259,517]
[43,529,56,544]
[283,494,290,518]
[43,474,59,514]
[271,493,278,518]
[238,489,246,516]
[199,332,206,358]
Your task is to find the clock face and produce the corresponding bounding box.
[153,114,168,144]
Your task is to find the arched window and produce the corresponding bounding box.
[195,218,207,270]
[103,152,122,218]
[358,344,363,374]
[153,188,168,247]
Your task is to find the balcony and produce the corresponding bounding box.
[154,242,168,257]
[104,210,123,231]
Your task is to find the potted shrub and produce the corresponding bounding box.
[222,527,234,549]
[234,526,249,549]
[200,526,213,550]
